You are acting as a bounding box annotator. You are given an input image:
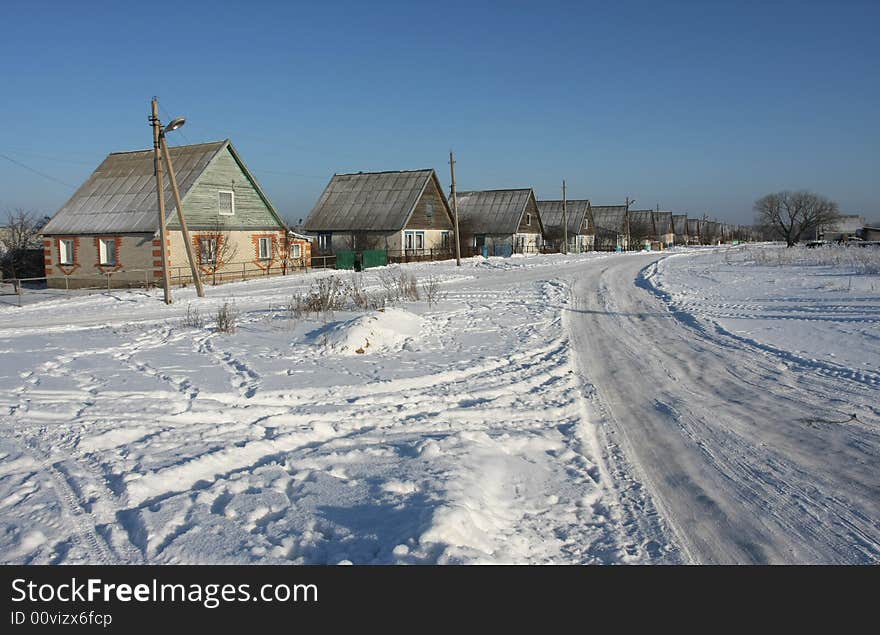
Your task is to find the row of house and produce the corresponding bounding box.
[38,138,756,289]
[302,168,755,259]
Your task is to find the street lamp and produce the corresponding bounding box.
[150,99,204,300]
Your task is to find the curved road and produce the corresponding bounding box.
[565,254,880,564]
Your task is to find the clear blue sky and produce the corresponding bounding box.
[1,0,877,224]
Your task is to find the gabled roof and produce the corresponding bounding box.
[673,214,688,235]
[591,205,627,234]
[455,189,542,235]
[628,210,655,240]
[41,140,283,235]
[654,211,673,235]
[304,169,449,232]
[537,199,590,239]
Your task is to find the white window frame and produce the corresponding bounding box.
[99,238,116,266]
[404,230,425,252]
[317,233,332,252]
[218,190,235,216]
[441,231,451,248]
[525,213,532,227]
[258,236,272,260]
[290,243,302,259]
[200,237,218,264]
[59,239,74,265]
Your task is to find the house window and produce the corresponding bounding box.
[291,243,302,259]
[59,239,74,265]
[99,239,116,265]
[218,190,235,216]
[525,213,532,227]
[258,237,271,260]
[441,231,451,249]
[425,200,434,225]
[200,238,218,264]
[317,233,332,252]
[404,230,424,252]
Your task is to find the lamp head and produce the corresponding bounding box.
[164,117,186,133]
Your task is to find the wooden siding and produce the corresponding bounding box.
[516,196,541,234]
[405,177,453,231]
[170,148,282,231]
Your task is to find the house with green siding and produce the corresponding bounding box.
[41,139,307,288]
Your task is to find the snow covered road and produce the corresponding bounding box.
[566,252,880,563]
[1,247,878,564]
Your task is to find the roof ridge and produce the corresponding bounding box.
[107,139,228,156]
[457,188,532,194]
[333,168,434,176]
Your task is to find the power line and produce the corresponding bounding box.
[0,152,77,189]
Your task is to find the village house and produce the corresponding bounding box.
[591,205,629,251]
[454,189,544,256]
[653,211,675,248]
[40,139,307,288]
[628,210,656,249]
[537,199,593,252]
[304,169,454,259]
[686,218,702,245]
[673,214,689,245]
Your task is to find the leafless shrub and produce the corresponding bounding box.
[421,275,446,307]
[378,267,420,302]
[216,301,239,334]
[181,303,204,328]
[743,244,880,274]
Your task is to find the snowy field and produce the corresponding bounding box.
[1,245,878,564]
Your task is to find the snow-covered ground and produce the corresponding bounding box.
[1,245,878,564]
[0,252,678,564]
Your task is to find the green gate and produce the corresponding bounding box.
[361,249,387,269]
[335,250,356,270]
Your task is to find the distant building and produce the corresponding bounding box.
[304,169,454,257]
[820,214,865,241]
[592,205,629,251]
[672,214,689,245]
[455,189,544,256]
[537,199,593,253]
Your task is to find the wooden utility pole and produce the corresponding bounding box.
[624,196,634,251]
[150,98,172,304]
[561,179,568,255]
[449,151,461,266]
[160,134,205,297]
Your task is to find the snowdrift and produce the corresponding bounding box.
[310,308,423,355]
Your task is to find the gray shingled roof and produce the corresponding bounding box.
[537,200,590,239]
[687,218,702,235]
[592,205,627,234]
[628,210,655,239]
[305,169,448,232]
[42,141,229,235]
[673,214,688,235]
[654,211,673,235]
[456,189,539,235]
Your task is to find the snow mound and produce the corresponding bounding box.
[314,308,423,355]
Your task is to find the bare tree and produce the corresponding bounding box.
[754,191,840,247]
[1,209,47,281]
[197,223,239,285]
